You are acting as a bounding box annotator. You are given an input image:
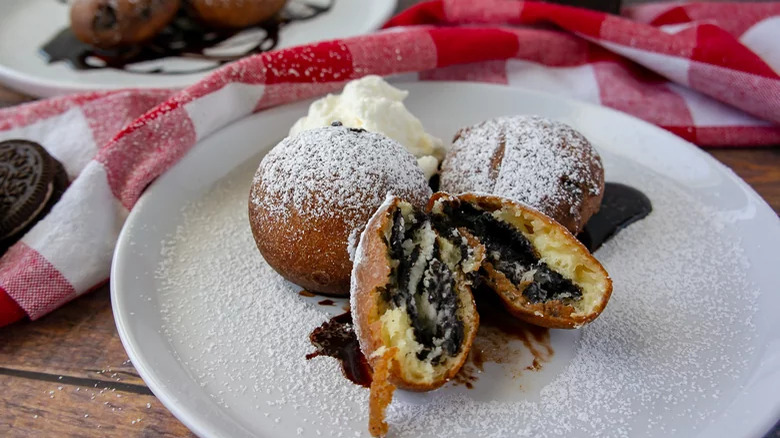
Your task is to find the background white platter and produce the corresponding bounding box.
[0,0,396,97]
[112,82,780,438]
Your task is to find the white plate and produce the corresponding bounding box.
[0,0,395,97]
[112,82,780,438]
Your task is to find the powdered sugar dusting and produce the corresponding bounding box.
[441,116,603,230]
[346,227,361,262]
[250,126,431,229]
[160,159,368,436]
[158,152,758,437]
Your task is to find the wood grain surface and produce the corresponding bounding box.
[0,1,778,437]
[0,286,195,438]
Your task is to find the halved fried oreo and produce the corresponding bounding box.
[350,195,483,436]
[429,192,612,329]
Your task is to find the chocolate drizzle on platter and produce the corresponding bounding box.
[577,182,652,252]
[453,293,554,389]
[306,312,372,388]
[41,0,334,75]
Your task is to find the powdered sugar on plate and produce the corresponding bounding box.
[158,151,758,437]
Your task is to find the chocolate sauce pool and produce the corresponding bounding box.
[41,0,333,74]
[306,312,372,388]
[306,183,651,387]
[577,182,652,252]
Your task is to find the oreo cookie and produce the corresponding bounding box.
[545,0,621,14]
[0,140,68,253]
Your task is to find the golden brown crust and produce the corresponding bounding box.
[368,348,397,438]
[565,167,604,234]
[351,197,479,391]
[187,0,288,28]
[351,198,396,355]
[70,0,181,48]
[442,116,605,235]
[248,128,431,296]
[249,195,356,296]
[429,192,613,329]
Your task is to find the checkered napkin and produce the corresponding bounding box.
[1,1,778,327]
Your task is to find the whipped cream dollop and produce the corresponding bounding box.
[289,75,445,179]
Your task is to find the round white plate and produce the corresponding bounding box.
[0,0,395,97]
[112,82,780,438]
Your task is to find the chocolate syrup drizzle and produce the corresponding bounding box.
[306,183,652,388]
[577,182,652,252]
[453,292,554,389]
[41,0,334,74]
[306,312,372,388]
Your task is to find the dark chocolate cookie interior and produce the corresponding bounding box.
[382,206,465,365]
[432,200,582,304]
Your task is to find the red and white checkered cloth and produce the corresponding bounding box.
[1,0,778,327]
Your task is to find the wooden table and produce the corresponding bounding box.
[1,17,779,438]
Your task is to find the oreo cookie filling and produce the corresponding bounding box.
[433,201,583,306]
[382,205,467,365]
[428,192,613,329]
